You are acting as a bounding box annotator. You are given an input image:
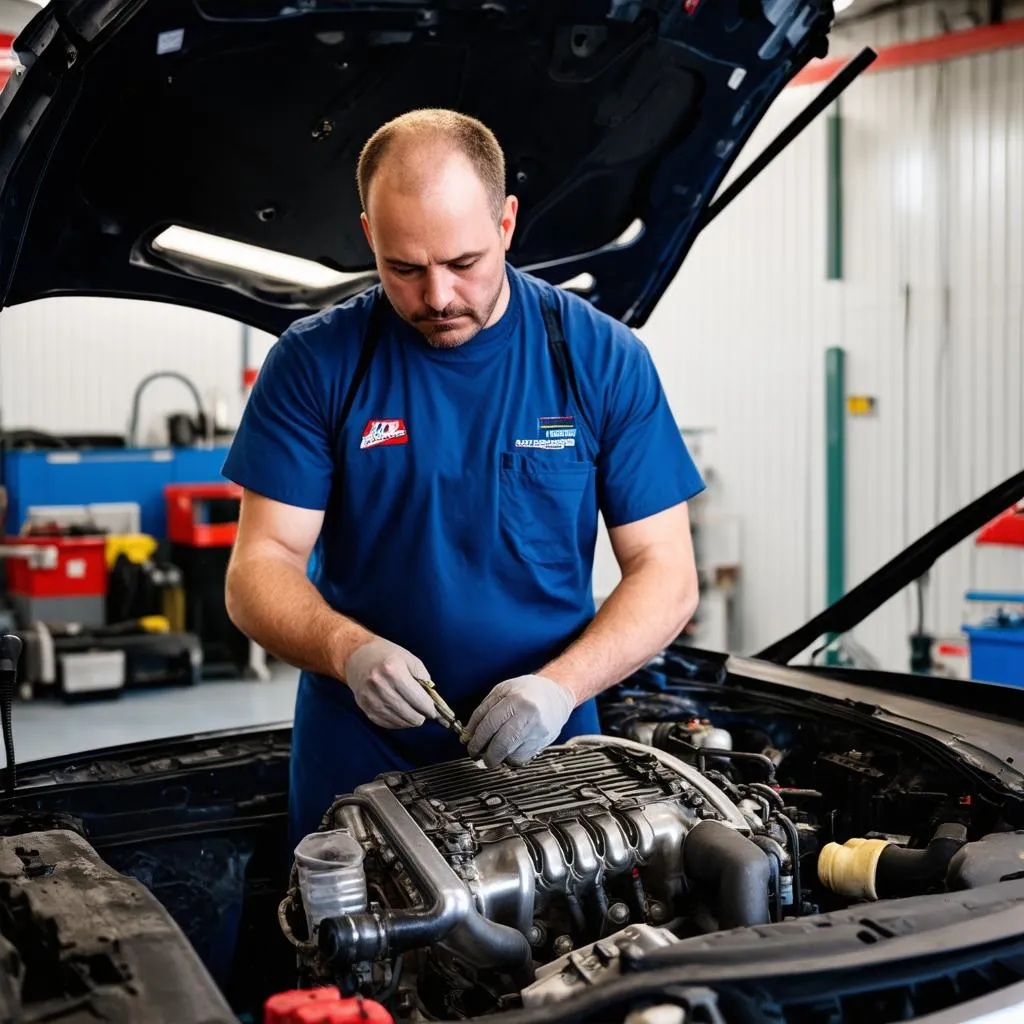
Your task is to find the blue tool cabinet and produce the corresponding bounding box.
[3,446,232,540]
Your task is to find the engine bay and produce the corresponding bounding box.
[283,736,786,1018]
[3,657,1024,1023]
[271,658,1024,1021]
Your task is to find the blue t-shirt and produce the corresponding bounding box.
[223,264,704,745]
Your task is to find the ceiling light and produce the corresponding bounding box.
[151,226,363,290]
[612,219,644,248]
[834,0,855,12]
[558,273,596,294]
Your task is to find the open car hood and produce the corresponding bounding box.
[0,0,835,335]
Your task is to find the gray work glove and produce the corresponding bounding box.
[466,675,576,768]
[344,638,438,730]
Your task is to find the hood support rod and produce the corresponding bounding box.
[757,468,1024,665]
[699,47,877,230]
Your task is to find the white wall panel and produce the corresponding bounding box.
[0,297,274,445]
[597,10,1024,670]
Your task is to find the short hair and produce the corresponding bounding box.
[356,108,507,221]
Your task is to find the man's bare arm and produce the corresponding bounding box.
[226,490,439,728]
[225,490,375,679]
[539,501,699,705]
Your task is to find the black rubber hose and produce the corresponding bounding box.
[694,746,778,783]
[748,835,784,922]
[0,635,22,798]
[748,782,785,811]
[775,812,802,915]
[875,823,968,898]
[682,819,771,929]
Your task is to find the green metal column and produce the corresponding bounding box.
[824,95,845,664]
[825,347,846,663]
[826,98,843,281]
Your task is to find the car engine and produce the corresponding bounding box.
[278,735,802,1019]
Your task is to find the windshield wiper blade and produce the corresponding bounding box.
[757,467,1024,665]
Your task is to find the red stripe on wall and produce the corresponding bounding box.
[791,16,1024,86]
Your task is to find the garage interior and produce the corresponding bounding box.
[0,0,1021,759]
[3,2,1024,1023]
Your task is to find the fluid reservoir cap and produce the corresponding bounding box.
[692,727,733,751]
[294,828,365,870]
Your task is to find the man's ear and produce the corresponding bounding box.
[500,195,518,252]
[360,211,374,252]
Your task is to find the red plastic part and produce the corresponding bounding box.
[164,482,242,548]
[977,504,1024,547]
[2,535,108,598]
[264,988,341,1024]
[291,998,394,1024]
[263,989,393,1024]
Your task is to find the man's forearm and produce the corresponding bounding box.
[540,559,698,706]
[225,553,375,680]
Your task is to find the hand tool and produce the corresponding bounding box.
[416,677,472,744]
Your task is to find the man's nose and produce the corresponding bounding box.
[423,268,457,313]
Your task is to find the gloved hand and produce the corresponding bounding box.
[466,675,576,768]
[344,638,438,729]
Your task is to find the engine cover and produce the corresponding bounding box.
[327,736,749,968]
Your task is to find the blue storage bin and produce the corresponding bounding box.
[963,625,1024,688]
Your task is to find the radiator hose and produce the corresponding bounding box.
[682,819,772,928]
[818,822,968,901]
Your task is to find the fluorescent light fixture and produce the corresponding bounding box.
[151,226,364,289]
[558,273,596,293]
[613,219,644,247]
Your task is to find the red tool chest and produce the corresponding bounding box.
[4,535,108,598]
[164,482,242,547]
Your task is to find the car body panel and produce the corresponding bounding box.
[0,0,835,333]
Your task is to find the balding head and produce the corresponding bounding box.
[357,109,506,223]
[357,110,519,350]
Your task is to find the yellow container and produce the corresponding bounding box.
[105,533,158,570]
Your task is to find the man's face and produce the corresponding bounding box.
[361,149,518,348]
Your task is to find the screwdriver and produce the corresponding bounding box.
[416,677,472,745]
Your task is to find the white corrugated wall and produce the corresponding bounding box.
[1,4,1022,672]
[0,298,274,444]
[595,3,1024,670]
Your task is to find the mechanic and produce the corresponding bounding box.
[222,109,705,847]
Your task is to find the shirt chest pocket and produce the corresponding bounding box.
[498,452,596,567]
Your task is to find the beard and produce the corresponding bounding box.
[409,273,506,349]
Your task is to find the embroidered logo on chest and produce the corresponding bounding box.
[514,415,577,450]
[360,419,409,449]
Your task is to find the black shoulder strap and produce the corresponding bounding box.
[338,288,387,431]
[540,292,596,450]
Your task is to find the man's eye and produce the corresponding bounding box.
[451,261,476,271]
[393,267,418,276]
